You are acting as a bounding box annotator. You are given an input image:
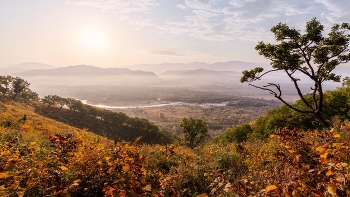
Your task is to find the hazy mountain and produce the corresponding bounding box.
[130,61,268,74]
[15,65,162,86]
[16,65,159,76]
[158,68,243,87]
[0,62,55,75]
[160,68,240,78]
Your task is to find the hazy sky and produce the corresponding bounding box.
[1,0,349,67]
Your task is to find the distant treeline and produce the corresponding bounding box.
[36,95,174,144]
[226,97,280,107]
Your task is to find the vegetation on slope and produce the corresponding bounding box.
[34,97,174,144]
[215,80,350,144]
[1,99,350,196]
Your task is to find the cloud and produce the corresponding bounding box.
[222,0,313,23]
[176,4,187,9]
[315,0,350,22]
[66,0,158,30]
[66,0,315,41]
[148,50,185,56]
[66,0,158,14]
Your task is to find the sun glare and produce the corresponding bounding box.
[79,25,108,51]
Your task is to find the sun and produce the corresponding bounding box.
[79,25,108,51]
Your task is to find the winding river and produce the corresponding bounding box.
[81,100,229,109]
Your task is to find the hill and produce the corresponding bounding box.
[130,60,268,74]
[33,96,174,144]
[14,65,162,86]
[0,62,55,75]
[1,94,349,196]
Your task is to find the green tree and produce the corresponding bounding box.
[20,89,39,101]
[0,76,13,96]
[42,95,56,108]
[52,95,66,110]
[241,18,350,128]
[11,77,30,99]
[180,117,209,149]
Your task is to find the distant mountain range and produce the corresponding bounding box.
[16,65,157,77]
[2,61,348,89]
[130,61,267,74]
[11,65,161,87]
[0,61,266,87]
[0,62,55,75]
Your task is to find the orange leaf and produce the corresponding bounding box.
[333,134,341,138]
[320,152,328,160]
[325,170,333,177]
[105,187,116,195]
[119,190,127,197]
[0,172,10,179]
[266,185,278,192]
[122,165,130,172]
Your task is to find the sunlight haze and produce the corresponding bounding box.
[1,0,350,67]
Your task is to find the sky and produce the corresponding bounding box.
[0,0,350,67]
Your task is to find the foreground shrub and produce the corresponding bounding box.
[0,131,149,197]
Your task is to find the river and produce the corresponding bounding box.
[80,100,229,109]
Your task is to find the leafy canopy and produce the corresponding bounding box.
[241,18,350,128]
[180,117,209,149]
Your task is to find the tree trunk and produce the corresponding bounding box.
[314,112,329,129]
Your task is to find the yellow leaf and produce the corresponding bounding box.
[284,145,291,149]
[29,142,36,146]
[143,184,152,192]
[196,193,209,197]
[269,134,275,139]
[316,146,326,154]
[325,170,333,177]
[122,165,130,172]
[266,185,278,192]
[0,172,10,179]
[320,152,328,160]
[333,134,341,138]
[105,156,110,161]
[327,184,337,195]
[288,149,296,153]
[60,166,68,171]
[97,161,102,165]
[73,179,81,183]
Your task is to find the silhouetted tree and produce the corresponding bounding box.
[241,18,350,128]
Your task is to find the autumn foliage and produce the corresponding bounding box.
[0,92,350,196]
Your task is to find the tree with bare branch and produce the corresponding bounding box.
[241,18,350,128]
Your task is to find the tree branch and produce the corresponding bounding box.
[284,69,314,111]
[248,83,312,114]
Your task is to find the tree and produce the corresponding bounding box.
[52,95,66,110]
[0,76,13,96]
[11,77,30,99]
[180,117,209,149]
[241,18,350,128]
[42,95,56,108]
